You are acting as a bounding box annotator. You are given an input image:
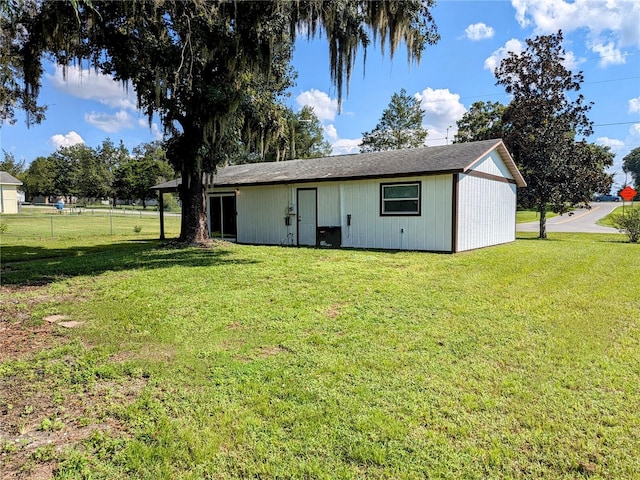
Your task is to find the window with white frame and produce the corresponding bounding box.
[380,182,421,215]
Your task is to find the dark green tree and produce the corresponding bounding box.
[3,1,438,243]
[622,146,640,190]
[289,106,333,160]
[495,31,613,238]
[360,88,428,152]
[22,155,55,199]
[454,101,506,143]
[115,141,175,207]
[0,150,26,179]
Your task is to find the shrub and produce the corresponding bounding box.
[133,225,142,233]
[0,222,7,234]
[612,207,640,243]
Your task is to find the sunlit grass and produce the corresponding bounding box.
[1,232,639,478]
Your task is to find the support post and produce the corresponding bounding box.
[159,191,165,240]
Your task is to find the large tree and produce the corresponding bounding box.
[495,31,612,238]
[3,1,438,244]
[360,88,428,152]
[0,150,26,179]
[454,101,505,144]
[622,146,640,190]
[115,141,175,207]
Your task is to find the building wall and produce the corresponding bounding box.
[456,173,517,252]
[340,175,453,251]
[216,174,455,252]
[0,185,20,214]
[468,150,515,180]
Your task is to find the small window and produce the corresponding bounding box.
[380,182,421,216]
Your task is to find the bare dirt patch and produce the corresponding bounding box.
[0,285,143,479]
[0,286,62,362]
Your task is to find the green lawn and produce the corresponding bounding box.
[596,203,639,227]
[1,220,639,478]
[516,209,558,223]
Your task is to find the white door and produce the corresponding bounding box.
[297,189,317,246]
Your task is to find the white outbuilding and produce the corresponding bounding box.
[0,172,23,214]
[155,139,526,253]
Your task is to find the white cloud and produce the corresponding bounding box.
[138,119,164,140]
[560,50,584,71]
[465,23,495,41]
[511,0,640,67]
[414,88,467,145]
[50,131,84,150]
[589,42,626,67]
[295,89,338,122]
[47,64,138,111]
[331,138,362,156]
[629,97,640,113]
[596,137,625,149]
[484,38,524,73]
[324,124,339,142]
[85,110,134,133]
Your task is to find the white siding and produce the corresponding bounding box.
[211,175,454,251]
[456,174,516,252]
[340,175,453,252]
[0,185,20,214]
[469,150,515,180]
[232,185,294,245]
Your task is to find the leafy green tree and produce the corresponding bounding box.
[3,1,438,243]
[22,155,55,200]
[454,101,506,143]
[622,147,640,190]
[289,106,333,160]
[0,150,26,179]
[115,141,175,207]
[360,88,428,152]
[252,105,332,162]
[495,31,613,239]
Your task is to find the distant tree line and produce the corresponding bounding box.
[2,140,175,207]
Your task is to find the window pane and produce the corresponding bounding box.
[384,199,419,213]
[384,185,419,199]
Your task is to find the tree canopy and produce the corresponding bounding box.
[21,139,175,203]
[495,31,612,238]
[0,150,26,179]
[454,101,505,144]
[360,88,428,152]
[2,0,439,243]
[622,146,640,190]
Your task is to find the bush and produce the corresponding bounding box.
[613,207,640,243]
[0,222,7,234]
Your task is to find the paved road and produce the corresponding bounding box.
[517,202,622,233]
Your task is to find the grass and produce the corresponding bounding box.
[1,217,639,478]
[516,209,558,223]
[1,208,179,241]
[596,203,639,227]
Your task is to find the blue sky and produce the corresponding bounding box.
[2,0,639,189]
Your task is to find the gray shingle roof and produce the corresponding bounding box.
[0,171,23,185]
[153,139,526,190]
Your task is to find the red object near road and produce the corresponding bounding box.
[620,186,637,202]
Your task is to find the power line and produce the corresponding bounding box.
[593,121,640,127]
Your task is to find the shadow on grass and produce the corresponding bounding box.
[0,239,255,286]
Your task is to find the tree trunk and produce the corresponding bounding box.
[538,202,547,239]
[179,158,209,244]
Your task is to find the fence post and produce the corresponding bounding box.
[110,208,113,235]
